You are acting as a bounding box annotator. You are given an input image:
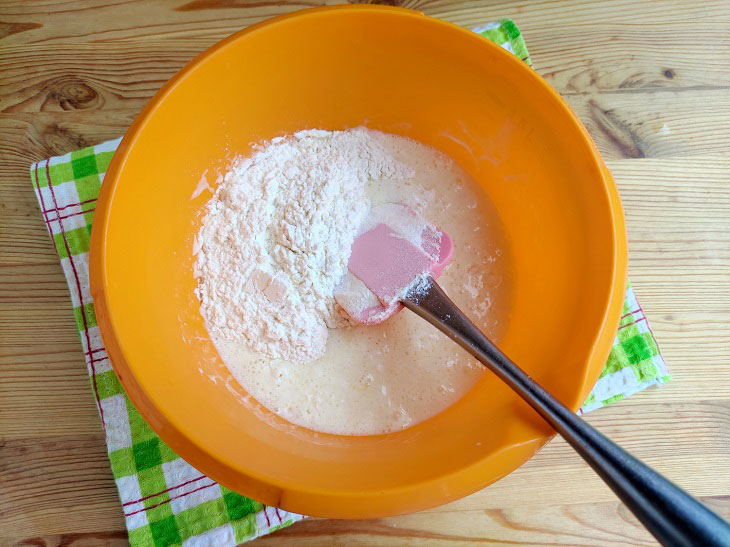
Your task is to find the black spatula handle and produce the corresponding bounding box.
[403,278,730,546]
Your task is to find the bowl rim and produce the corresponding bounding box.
[89,4,628,518]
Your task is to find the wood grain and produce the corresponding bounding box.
[1,0,729,545]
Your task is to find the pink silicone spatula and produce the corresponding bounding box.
[335,203,730,547]
[334,203,452,324]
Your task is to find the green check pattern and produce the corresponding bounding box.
[29,20,668,547]
[580,283,671,412]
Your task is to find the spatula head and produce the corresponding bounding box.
[335,203,453,324]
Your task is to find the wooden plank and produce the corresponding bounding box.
[566,90,730,159]
[252,496,730,546]
[527,25,730,93]
[0,0,339,46]
[419,0,730,27]
[0,43,194,114]
[7,532,129,547]
[0,112,135,162]
[0,436,126,543]
[3,0,729,47]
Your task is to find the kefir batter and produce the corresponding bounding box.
[195,128,510,435]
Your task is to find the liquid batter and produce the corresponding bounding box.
[207,132,511,436]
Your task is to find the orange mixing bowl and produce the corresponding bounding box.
[89,6,627,518]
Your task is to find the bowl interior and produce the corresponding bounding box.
[91,7,622,518]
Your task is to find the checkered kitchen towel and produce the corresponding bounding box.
[29,19,669,547]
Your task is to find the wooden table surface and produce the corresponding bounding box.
[2,1,729,545]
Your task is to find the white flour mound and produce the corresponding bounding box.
[194,128,414,363]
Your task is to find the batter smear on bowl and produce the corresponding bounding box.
[195,128,511,435]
